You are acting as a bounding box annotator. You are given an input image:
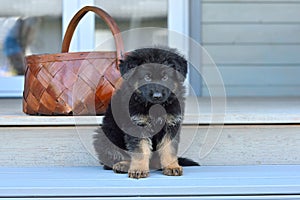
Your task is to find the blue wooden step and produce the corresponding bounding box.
[0,165,300,199]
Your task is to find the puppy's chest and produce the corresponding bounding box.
[130,114,182,128]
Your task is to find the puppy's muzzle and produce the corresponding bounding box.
[152,91,163,101]
[146,84,170,104]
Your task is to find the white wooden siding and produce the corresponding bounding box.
[203,24,300,44]
[201,1,300,96]
[203,3,300,23]
[0,125,300,166]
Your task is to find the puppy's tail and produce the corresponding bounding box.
[178,157,200,166]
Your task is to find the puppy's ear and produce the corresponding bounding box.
[119,56,137,81]
[119,59,127,76]
[173,58,188,81]
[119,56,139,76]
[121,67,136,81]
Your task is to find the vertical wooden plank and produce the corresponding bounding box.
[168,0,192,95]
[189,0,202,96]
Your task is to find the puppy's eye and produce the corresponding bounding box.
[162,74,168,81]
[144,74,152,82]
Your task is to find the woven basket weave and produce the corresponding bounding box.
[23,6,124,115]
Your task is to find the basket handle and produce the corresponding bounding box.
[61,6,124,63]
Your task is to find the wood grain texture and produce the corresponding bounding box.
[0,126,99,166]
[203,3,300,23]
[203,45,300,64]
[202,66,300,85]
[1,97,300,125]
[202,85,300,97]
[201,66,300,96]
[201,1,300,96]
[0,125,299,166]
[203,24,300,44]
[0,98,299,166]
[181,125,300,165]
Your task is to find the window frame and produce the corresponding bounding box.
[1,0,194,98]
[168,0,202,96]
[0,76,23,97]
[0,0,94,98]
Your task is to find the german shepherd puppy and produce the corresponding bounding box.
[94,48,198,179]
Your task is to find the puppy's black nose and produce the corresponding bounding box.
[152,92,163,100]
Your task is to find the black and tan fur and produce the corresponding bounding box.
[94,47,198,179]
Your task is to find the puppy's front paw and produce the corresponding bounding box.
[163,166,183,176]
[113,161,130,174]
[128,168,149,179]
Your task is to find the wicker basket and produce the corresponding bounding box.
[23,6,124,115]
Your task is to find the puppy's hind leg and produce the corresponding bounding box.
[112,160,130,174]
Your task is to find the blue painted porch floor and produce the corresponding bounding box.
[0,165,299,198]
